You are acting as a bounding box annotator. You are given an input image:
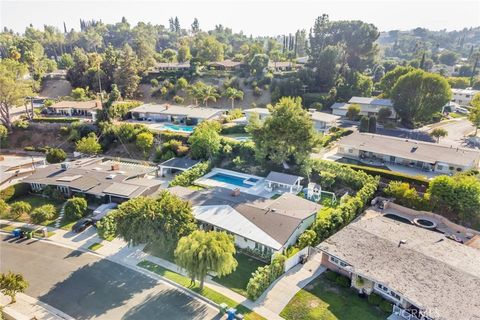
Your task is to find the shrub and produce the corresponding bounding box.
[159,131,189,144]
[310,102,323,110]
[13,119,29,130]
[0,199,10,217]
[0,184,28,202]
[221,124,246,135]
[253,86,262,96]
[59,126,70,135]
[343,163,429,186]
[30,204,56,224]
[46,148,67,164]
[169,162,211,187]
[64,197,88,220]
[246,254,286,300]
[173,95,184,104]
[9,201,32,220]
[384,181,430,210]
[96,211,118,239]
[335,275,351,288]
[136,131,154,154]
[380,300,393,313]
[367,293,382,306]
[32,117,80,123]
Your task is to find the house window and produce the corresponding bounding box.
[244,237,248,242]
[329,255,348,268]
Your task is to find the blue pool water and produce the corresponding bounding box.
[210,173,257,188]
[163,124,195,133]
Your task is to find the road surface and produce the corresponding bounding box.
[423,119,476,148]
[0,235,220,320]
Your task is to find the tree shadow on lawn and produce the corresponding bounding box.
[38,259,158,320]
[122,288,222,320]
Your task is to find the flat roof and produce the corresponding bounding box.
[244,107,270,115]
[317,212,480,320]
[310,111,341,123]
[348,97,393,107]
[131,104,225,119]
[208,60,244,68]
[338,132,480,167]
[50,100,101,110]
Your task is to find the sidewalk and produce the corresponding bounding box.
[0,219,283,320]
[0,292,74,320]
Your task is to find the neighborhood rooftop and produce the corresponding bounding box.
[159,157,200,170]
[49,100,102,110]
[348,96,393,106]
[339,131,480,167]
[130,103,225,119]
[316,213,480,320]
[265,171,303,186]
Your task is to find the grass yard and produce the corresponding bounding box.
[138,260,264,320]
[0,223,55,238]
[280,273,388,320]
[88,242,103,251]
[7,195,64,226]
[213,253,266,297]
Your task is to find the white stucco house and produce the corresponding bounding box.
[331,97,396,119]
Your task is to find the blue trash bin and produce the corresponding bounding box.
[226,308,237,320]
[12,229,21,237]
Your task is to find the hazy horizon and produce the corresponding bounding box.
[1,0,479,36]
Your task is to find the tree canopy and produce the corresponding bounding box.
[0,271,28,303]
[188,121,222,160]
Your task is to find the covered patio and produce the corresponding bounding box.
[159,157,200,177]
[264,171,303,194]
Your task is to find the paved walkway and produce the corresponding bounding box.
[0,220,283,320]
[253,253,326,314]
[0,292,74,320]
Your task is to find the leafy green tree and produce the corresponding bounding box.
[30,204,56,224]
[76,132,102,155]
[379,66,415,98]
[57,53,74,69]
[297,229,317,249]
[175,230,237,289]
[248,97,317,165]
[64,197,88,220]
[346,104,361,120]
[188,121,222,160]
[430,128,448,143]
[359,116,369,132]
[249,54,269,78]
[0,199,10,217]
[385,181,428,210]
[188,81,207,106]
[0,271,28,304]
[193,35,224,63]
[107,192,197,249]
[368,116,377,133]
[377,107,392,123]
[469,94,480,135]
[427,174,480,225]
[114,44,140,98]
[9,201,31,220]
[0,124,8,143]
[162,48,177,62]
[46,148,67,164]
[191,18,200,33]
[439,50,458,66]
[176,77,188,90]
[224,87,244,109]
[391,70,451,127]
[0,59,33,128]
[136,131,154,155]
[71,87,87,101]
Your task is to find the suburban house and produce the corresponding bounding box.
[151,62,191,71]
[268,61,299,72]
[451,88,479,106]
[331,97,396,119]
[315,208,480,320]
[0,154,46,189]
[158,157,200,176]
[169,186,321,260]
[244,107,340,133]
[130,104,225,125]
[23,157,162,203]
[207,59,245,70]
[48,100,102,121]
[336,132,480,174]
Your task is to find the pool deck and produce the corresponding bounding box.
[194,168,277,198]
[125,120,195,134]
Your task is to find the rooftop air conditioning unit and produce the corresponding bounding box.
[61,162,70,170]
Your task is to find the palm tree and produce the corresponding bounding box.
[187,82,206,106]
[202,85,219,107]
[224,87,244,109]
[430,128,448,143]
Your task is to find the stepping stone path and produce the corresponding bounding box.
[54,202,67,228]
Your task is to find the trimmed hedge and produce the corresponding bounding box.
[246,254,286,300]
[221,124,247,135]
[0,183,29,202]
[168,161,212,187]
[32,117,81,123]
[341,162,430,186]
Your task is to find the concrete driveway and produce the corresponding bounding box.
[422,119,477,148]
[0,235,220,320]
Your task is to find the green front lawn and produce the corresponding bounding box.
[88,242,103,251]
[138,260,264,320]
[213,253,266,297]
[7,195,64,226]
[280,273,388,320]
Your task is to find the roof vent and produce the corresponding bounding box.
[106,174,117,180]
[398,239,407,247]
[60,162,70,170]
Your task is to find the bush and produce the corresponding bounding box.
[9,201,32,220]
[13,119,29,130]
[159,131,189,144]
[0,199,10,218]
[380,300,393,313]
[343,163,429,186]
[169,162,211,187]
[64,197,88,220]
[367,293,382,306]
[246,254,286,300]
[0,184,28,202]
[173,95,184,104]
[32,117,80,123]
[46,148,67,164]
[221,124,246,135]
[96,211,118,239]
[30,204,56,224]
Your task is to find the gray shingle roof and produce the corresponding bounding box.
[160,157,200,170]
[348,96,393,107]
[317,213,480,320]
[265,171,303,185]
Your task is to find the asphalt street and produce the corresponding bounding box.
[0,235,220,320]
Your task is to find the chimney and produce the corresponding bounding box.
[111,163,120,171]
[165,104,169,110]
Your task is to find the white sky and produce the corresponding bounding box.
[1,0,479,36]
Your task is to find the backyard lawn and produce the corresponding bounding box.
[213,253,266,297]
[280,273,388,320]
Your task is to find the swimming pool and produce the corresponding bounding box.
[162,123,195,133]
[209,173,258,188]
